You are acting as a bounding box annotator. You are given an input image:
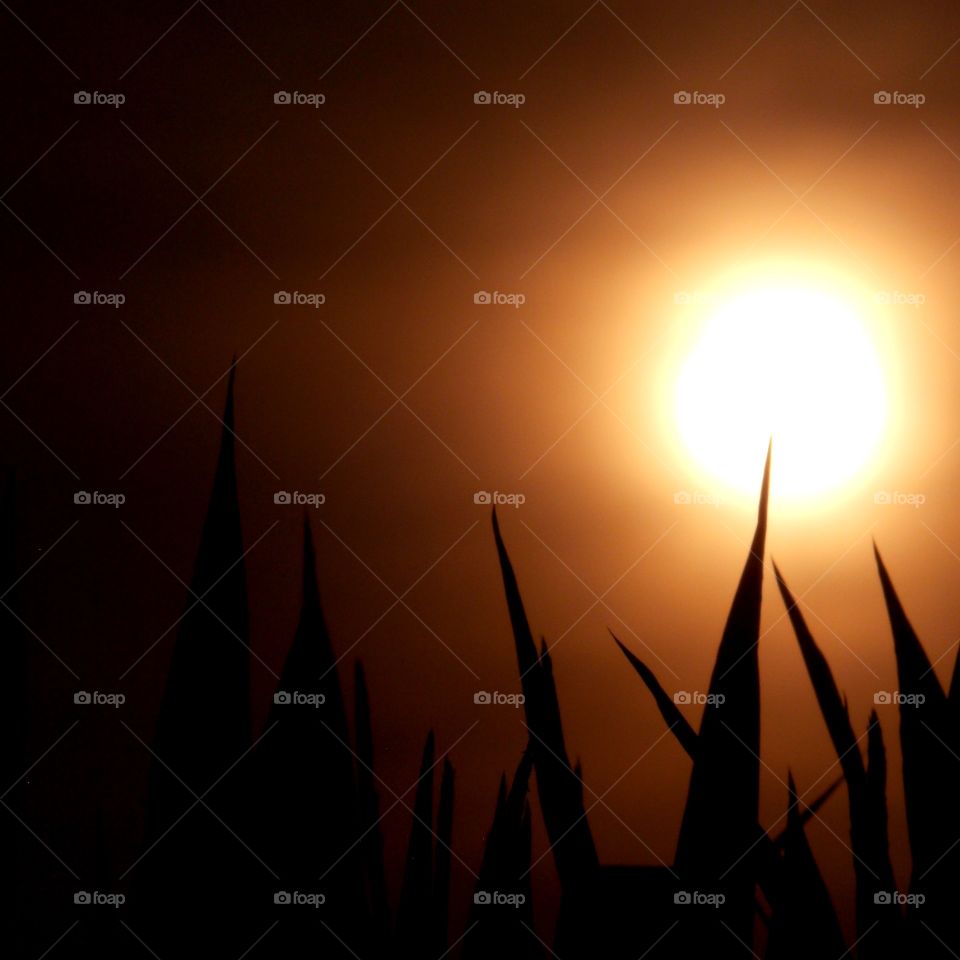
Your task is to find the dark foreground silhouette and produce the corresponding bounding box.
[4,371,959,959]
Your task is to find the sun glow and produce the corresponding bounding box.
[675,284,888,501]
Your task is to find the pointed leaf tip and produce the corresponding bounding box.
[772,559,796,609]
[758,439,771,526]
[301,517,318,595]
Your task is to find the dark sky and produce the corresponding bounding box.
[7,0,960,949]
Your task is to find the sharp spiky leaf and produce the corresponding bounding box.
[776,561,899,958]
[673,442,770,952]
[873,546,959,948]
[610,630,698,757]
[433,759,455,956]
[491,510,598,898]
[135,365,256,958]
[355,661,389,946]
[765,773,847,960]
[397,732,436,957]
[773,561,864,790]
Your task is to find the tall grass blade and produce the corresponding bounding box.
[135,364,256,959]
[873,545,959,953]
[673,442,770,954]
[765,773,847,960]
[397,731,436,957]
[775,562,898,958]
[433,758,455,956]
[491,509,598,898]
[355,661,390,950]
[253,519,364,956]
[465,754,540,960]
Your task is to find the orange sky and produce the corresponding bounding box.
[7,0,960,947]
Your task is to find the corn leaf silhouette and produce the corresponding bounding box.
[397,731,443,957]
[765,772,847,960]
[492,508,599,896]
[433,758,455,956]
[465,752,540,960]
[134,364,258,959]
[611,627,842,913]
[873,545,959,953]
[672,443,770,955]
[610,630,698,755]
[774,561,898,958]
[355,661,390,951]
[252,518,364,957]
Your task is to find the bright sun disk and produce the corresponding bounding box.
[675,285,888,500]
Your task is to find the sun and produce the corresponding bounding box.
[675,284,888,501]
